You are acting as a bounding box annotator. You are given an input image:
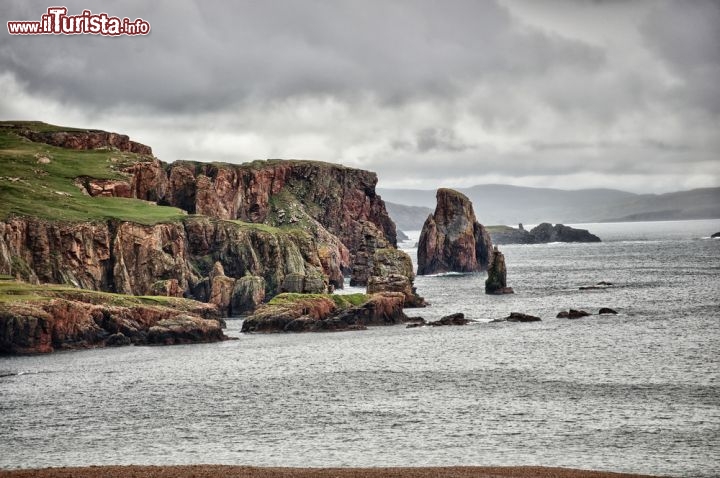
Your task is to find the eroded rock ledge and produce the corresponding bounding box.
[0,280,226,354]
[240,292,408,333]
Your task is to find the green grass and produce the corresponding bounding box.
[0,122,185,224]
[225,219,283,234]
[0,120,91,133]
[0,279,206,310]
[268,292,369,309]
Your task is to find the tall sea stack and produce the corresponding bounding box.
[417,188,493,275]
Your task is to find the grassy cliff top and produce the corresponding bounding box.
[0,276,207,311]
[0,122,186,224]
[268,292,369,309]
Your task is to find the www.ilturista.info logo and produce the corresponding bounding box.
[7,7,150,36]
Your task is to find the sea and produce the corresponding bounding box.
[1,219,719,477]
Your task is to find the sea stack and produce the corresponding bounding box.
[485,246,514,294]
[417,188,493,275]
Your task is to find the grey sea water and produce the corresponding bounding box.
[1,219,719,476]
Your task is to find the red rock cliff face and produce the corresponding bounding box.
[0,218,113,289]
[417,188,493,275]
[0,215,340,309]
[18,129,152,156]
[129,160,397,260]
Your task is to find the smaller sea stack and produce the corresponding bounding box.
[485,246,513,295]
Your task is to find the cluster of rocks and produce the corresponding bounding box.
[557,308,618,319]
[406,312,473,328]
[489,223,601,245]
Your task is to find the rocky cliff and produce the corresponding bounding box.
[417,188,493,275]
[0,122,408,323]
[118,158,397,260]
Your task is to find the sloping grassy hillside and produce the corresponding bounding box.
[0,121,186,224]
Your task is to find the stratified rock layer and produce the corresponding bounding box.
[417,189,493,275]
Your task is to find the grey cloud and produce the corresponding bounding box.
[0,0,605,112]
[641,0,720,114]
[416,128,472,153]
[0,0,718,194]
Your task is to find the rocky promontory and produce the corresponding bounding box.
[417,188,493,275]
[0,279,225,354]
[489,223,601,244]
[240,292,408,333]
[0,121,421,351]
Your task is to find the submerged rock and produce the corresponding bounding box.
[556,309,591,319]
[485,246,514,295]
[598,307,618,315]
[417,188,493,275]
[580,281,614,290]
[405,317,427,328]
[428,312,470,326]
[492,312,541,323]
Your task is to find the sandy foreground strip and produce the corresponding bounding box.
[0,466,667,478]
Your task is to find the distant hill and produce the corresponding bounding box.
[378,185,720,229]
[384,202,432,231]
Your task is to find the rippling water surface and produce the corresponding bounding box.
[1,220,719,476]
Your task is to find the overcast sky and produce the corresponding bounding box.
[1,1,719,193]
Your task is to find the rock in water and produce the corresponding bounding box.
[428,313,470,326]
[598,307,618,315]
[417,188,493,275]
[529,223,601,243]
[557,309,591,319]
[485,246,514,295]
[492,312,541,322]
[366,248,426,307]
[711,232,720,238]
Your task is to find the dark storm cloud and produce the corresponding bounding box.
[0,0,603,112]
